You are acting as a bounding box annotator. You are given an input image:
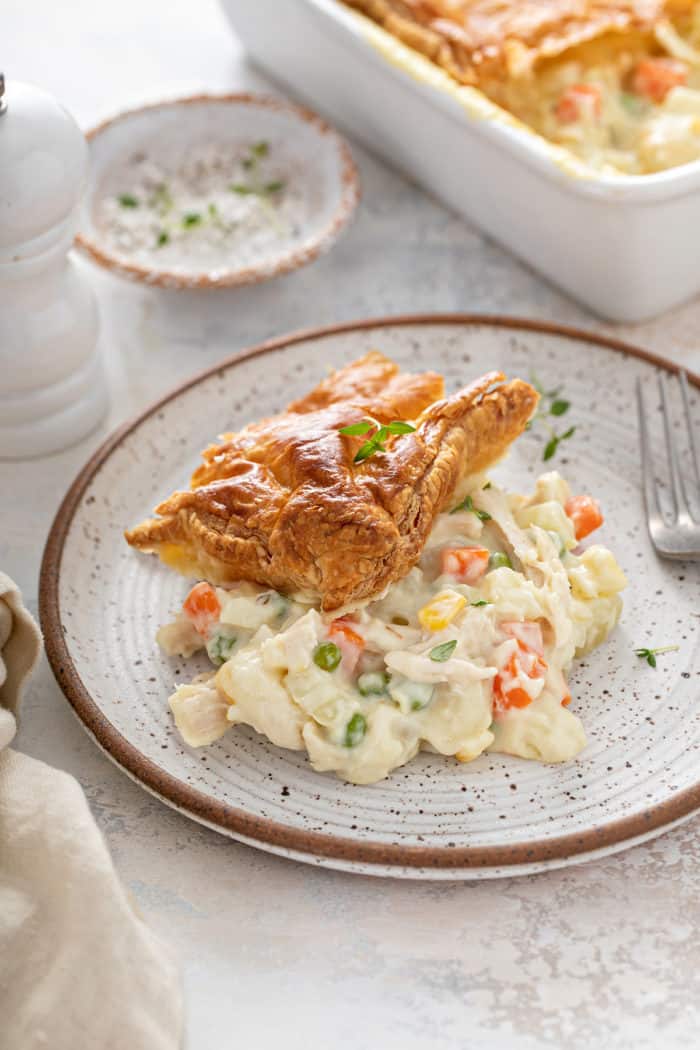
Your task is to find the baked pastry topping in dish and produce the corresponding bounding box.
[127,353,627,784]
[342,0,700,173]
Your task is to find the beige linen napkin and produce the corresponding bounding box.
[0,572,183,1050]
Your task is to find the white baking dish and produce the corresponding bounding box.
[221,0,700,322]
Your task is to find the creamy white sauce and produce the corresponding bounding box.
[160,471,627,784]
[496,13,700,173]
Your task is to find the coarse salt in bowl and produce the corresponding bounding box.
[77,93,359,289]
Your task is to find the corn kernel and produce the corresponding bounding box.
[418,590,467,631]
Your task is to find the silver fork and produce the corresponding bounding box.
[637,371,700,560]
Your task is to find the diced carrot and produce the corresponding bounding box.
[565,494,603,540]
[496,683,533,710]
[329,617,365,674]
[555,83,602,124]
[493,640,549,715]
[493,655,533,712]
[182,582,221,636]
[440,546,490,585]
[329,618,365,648]
[632,57,687,104]
[501,621,544,656]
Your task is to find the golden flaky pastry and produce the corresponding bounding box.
[125,352,538,611]
[342,0,692,85]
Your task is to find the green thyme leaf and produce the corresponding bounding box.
[182,212,202,227]
[550,399,570,417]
[385,420,416,435]
[429,640,457,662]
[543,436,559,461]
[155,230,169,247]
[561,426,576,440]
[264,180,285,194]
[339,420,374,436]
[252,140,269,157]
[118,193,139,207]
[471,599,491,607]
[230,183,254,195]
[354,439,379,463]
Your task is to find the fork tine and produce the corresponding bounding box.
[679,371,700,495]
[658,373,691,522]
[637,378,664,527]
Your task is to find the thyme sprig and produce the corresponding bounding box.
[634,645,679,668]
[450,494,492,520]
[339,417,416,463]
[529,373,575,461]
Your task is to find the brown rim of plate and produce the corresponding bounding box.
[39,314,700,871]
[75,93,360,290]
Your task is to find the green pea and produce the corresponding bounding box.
[344,712,367,748]
[206,629,238,666]
[357,671,389,696]
[313,641,341,672]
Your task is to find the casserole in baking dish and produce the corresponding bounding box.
[343,1,700,173]
[223,0,700,319]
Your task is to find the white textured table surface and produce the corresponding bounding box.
[5,2,700,1047]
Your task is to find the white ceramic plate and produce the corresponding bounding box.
[40,317,700,879]
[76,94,359,289]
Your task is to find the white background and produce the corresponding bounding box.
[4,1,700,1047]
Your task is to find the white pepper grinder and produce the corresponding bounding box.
[0,74,107,459]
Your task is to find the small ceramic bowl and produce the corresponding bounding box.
[77,94,359,289]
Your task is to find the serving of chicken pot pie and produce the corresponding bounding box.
[342,0,700,173]
[126,353,626,784]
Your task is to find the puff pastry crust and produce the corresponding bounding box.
[125,352,538,611]
[343,0,691,84]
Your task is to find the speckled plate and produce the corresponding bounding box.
[77,94,359,289]
[40,317,700,879]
